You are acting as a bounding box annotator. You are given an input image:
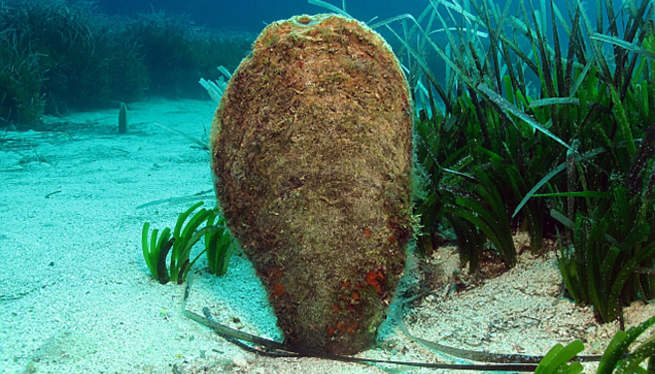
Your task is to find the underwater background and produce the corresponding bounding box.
[0,0,632,127]
[2,0,655,373]
[96,0,625,33]
[98,0,422,33]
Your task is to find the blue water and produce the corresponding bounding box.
[97,0,428,32]
[95,0,627,34]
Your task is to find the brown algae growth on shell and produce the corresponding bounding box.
[210,14,413,354]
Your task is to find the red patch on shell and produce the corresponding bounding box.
[365,269,385,294]
[272,282,286,297]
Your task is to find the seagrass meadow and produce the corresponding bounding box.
[367,0,655,325]
[0,0,253,129]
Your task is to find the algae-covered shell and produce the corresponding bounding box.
[210,14,413,354]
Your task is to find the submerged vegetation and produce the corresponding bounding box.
[534,314,655,374]
[142,202,235,284]
[313,0,655,325]
[0,0,253,129]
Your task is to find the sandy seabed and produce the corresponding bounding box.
[1,98,653,374]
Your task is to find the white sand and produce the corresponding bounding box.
[1,98,653,374]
